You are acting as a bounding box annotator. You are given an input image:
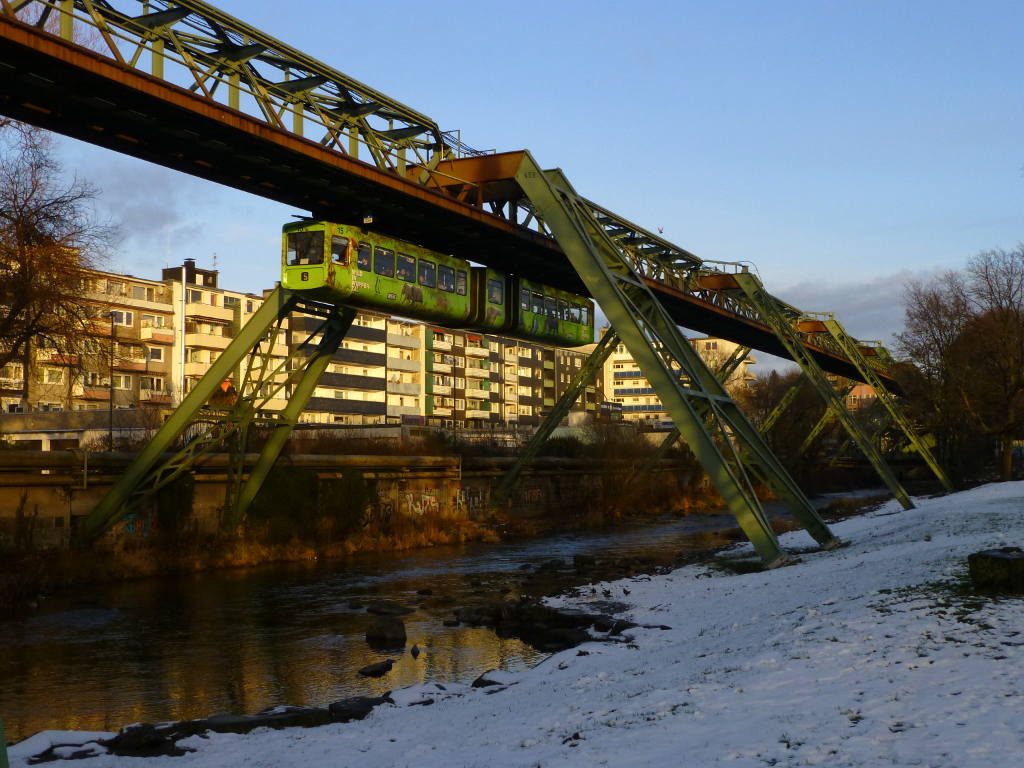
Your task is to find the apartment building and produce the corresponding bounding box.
[603,333,757,427]
[1,258,607,439]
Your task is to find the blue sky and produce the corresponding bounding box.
[54,0,1023,360]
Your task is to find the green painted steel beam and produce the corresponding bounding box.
[82,288,299,542]
[729,272,915,510]
[492,329,618,503]
[819,317,954,492]
[515,155,837,564]
[226,306,355,529]
[761,380,803,434]
[798,383,853,455]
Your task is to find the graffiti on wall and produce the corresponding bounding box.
[403,489,439,517]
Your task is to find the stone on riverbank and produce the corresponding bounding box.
[968,547,1024,591]
[358,659,396,678]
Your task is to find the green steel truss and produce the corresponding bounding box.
[83,288,354,541]
[709,269,914,510]
[760,380,804,435]
[513,155,837,565]
[813,315,954,492]
[492,329,620,503]
[798,383,854,455]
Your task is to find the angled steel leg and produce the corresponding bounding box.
[492,329,619,502]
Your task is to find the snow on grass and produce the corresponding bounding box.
[8,482,1024,767]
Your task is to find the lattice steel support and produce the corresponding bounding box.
[492,329,619,503]
[818,317,954,492]
[798,383,854,455]
[724,272,914,510]
[516,157,837,564]
[82,288,349,543]
[761,380,804,435]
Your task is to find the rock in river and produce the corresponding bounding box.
[366,616,407,650]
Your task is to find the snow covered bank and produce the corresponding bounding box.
[10,482,1024,767]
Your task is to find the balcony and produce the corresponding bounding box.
[320,372,385,391]
[465,345,489,358]
[387,357,421,372]
[139,390,173,405]
[431,384,452,395]
[115,358,149,372]
[387,332,420,349]
[140,325,175,344]
[332,348,386,367]
[543,398,555,407]
[185,301,234,322]
[387,404,421,418]
[0,377,23,391]
[429,338,452,351]
[429,361,452,373]
[465,386,491,399]
[465,366,489,379]
[185,331,231,350]
[347,324,388,343]
[184,361,212,378]
[465,409,491,419]
[431,406,452,416]
[306,397,386,416]
[80,388,111,401]
[386,381,419,396]
[543,360,555,370]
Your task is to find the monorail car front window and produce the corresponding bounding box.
[286,231,324,265]
[418,260,436,288]
[396,253,415,282]
[331,236,349,263]
[438,265,456,293]
[488,279,504,305]
[357,242,372,270]
[374,247,395,277]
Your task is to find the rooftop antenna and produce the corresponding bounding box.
[212,252,218,271]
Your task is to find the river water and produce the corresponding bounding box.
[0,507,810,743]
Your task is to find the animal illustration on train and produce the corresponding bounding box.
[281,220,595,346]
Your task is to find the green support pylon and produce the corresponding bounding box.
[224,305,355,529]
[635,345,753,477]
[798,383,854,455]
[725,271,915,510]
[82,288,350,543]
[515,156,836,564]
[761,380,804,434]
[818,317,954,492]
[492,329,619,502]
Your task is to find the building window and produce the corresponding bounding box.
[43,368,64,384]
[112,374,132,390]
[141,376,163,391]
[187,289,203,304]
[141,314,165,328]
[109,310,134,326]
[148,347,163,362]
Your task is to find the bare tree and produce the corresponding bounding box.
[897,247,1024,481]
[0,120,117,398]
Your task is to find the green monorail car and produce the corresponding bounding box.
[281,221,595,346]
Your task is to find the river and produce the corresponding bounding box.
[0,506,813,743]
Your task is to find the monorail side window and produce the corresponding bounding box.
[418,260,437,288]
[544,297,557,318]
[530,292,544,314]
[557,299,568,320]
[357,242,372,270]
[488,279,504,305]
[520,289,530,311]
[287,230,324,265]
[374,247,395,277]
[581,306,590,326]
[396,253,416,282]
[567,303,582,323]
[331,236,349,263]
[438,265,456,293]
[455,270,468,296]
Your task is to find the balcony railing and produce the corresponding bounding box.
[140,326,176,343]
[387,357,420,372]
[465,387,491,399]
[465,345,489,358]
[431,384,452,395]
[429,361,452,373]
[386,332,420,349]
[0,377,24,390]
[429,338,452,351]
[465,366,489,379]
[386,381,420,396]
[431,406,453,416]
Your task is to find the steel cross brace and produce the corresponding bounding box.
[725,271,915,510]
[636,345,754,477]
[817,317,954,492]
[82,288,352,543]
[491,329,619,503]
[798,383,854,455]
[514,155,836,564]
[761,380,804,434]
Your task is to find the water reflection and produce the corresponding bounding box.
[0,506,803,742]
